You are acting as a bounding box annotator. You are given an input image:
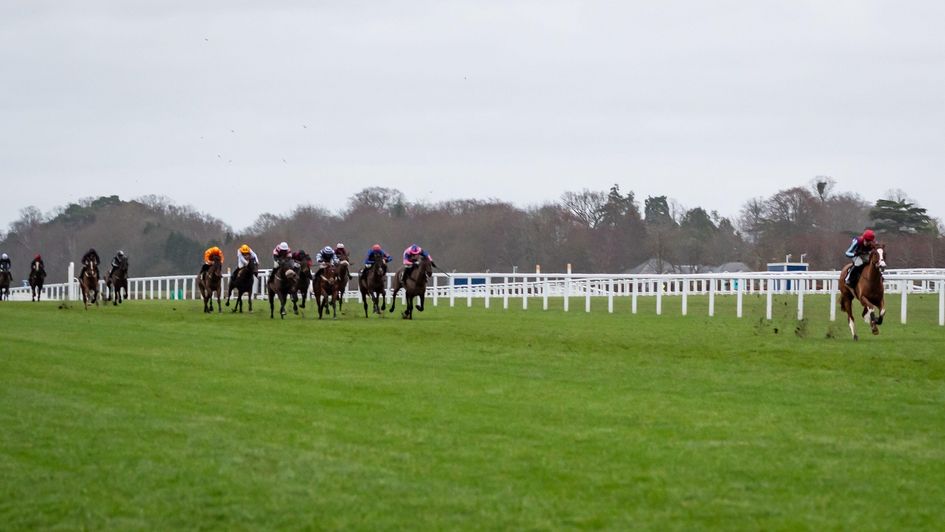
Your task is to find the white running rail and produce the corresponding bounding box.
[4,264,944,326]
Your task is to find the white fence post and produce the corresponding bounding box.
[797,277,805,320]
[632,278,639,314]
[830,279,837,322]
[585,279,591,313]
[655,280,662,316]
[564,276,571,312]
[542,275,549,310]
[766,278,773,320]
[681,278,688,316]
[433,274,438,307]
[67,262,75,301]
[449,275,455,307]
[708,278,715,317]
[736,278,743,318]
[607,278,614,314]
[522,275,528,310]
[901,280,908,325]
[939,280,944,326]
[503,276,509,310]
[484,276,491,309]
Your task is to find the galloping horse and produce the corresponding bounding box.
[197,257,223,313]
[295,253,313,309]
[268,260,299,319]
[0,269,10,301]
[389,255,435,320]
[335,260,351,314]
[78,261,100,310]
[29,261,46,302]
[839,244,887,340]
[313,262,338,319]
[106,256,129,305]
[225,258,257,313]
[359,259,387,318]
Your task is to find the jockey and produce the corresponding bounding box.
[314,245,337,279]
[231,244,258,284]
[272,242,291,268]
[30,254,44,271]
[81,248,101,275]
[0,253,11,272]
[844,229,876,287]
[401,244,433,281]
[107,250,126,279]
[334,243,350,263]
[363,244,393,268]
[291,249,311,267]
[201,246,224,274]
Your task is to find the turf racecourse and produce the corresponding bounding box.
[1,295,944,530]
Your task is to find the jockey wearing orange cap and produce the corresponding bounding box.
[844,229,876,286]
[201,246,224,274]
[231,244,258,284]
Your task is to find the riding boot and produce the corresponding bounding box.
[847,265,862,287]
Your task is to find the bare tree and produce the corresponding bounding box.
[560,189,606,228]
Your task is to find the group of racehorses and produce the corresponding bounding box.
[3,245,886,339]
[0,260,49,303]
[74,256,129,309]
[196,253,435,320]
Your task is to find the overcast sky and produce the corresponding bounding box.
[2,0,943,232]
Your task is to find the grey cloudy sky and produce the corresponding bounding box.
[2,0,943,231]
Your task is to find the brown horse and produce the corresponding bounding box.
[0,269,10,301]
[295,254,313,310]
[198,257,223,313]
[225,258,258,313]
[335,260,351,314]
[839,244,887,340]
[78,261,100,310]
[359,258,387,317]
[313,262,337,319]
[29,261,46,302]
[389,255,435,320]
[268,260,299,319]
[106,256,129,305]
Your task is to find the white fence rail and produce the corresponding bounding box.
[5,264,944,326]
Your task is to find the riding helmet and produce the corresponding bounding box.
[240,244,251,254]
[863,229,875,241]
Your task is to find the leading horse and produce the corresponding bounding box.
[839,244,887,340]
[197,257,223,313]
[78,261,100,310]
[29,261,46,302]
[389,255,434,320]
[106,256,129,305]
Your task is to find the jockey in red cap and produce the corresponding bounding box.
[844,229,876,286]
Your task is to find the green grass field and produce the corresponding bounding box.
[1,295,944,530]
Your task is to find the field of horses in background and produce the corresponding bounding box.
[5,262,944,329]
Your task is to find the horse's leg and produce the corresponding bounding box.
[362,290,369,318]
[876,297,886,326]
[841,293,857,341]
[248,290,253,313]
[417,292,425,312]
[269,292,275,319]
[280,292,287,319]
[292,293,299,315]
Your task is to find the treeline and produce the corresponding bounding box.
[1,181,942,282]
